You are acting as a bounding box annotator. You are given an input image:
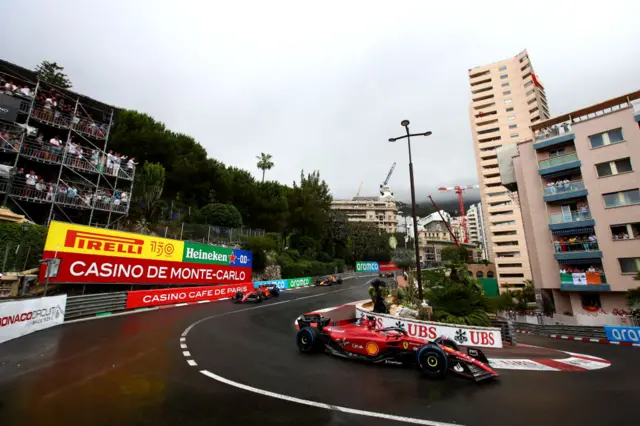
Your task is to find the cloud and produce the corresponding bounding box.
[3,0,638,203]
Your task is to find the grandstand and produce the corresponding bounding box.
[0,59,134,227]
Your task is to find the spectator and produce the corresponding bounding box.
[588,234,597,250]
[127,157,137,172]
[587,265,596,273]
[106,150,114,174]
[49,135,62,160]
[20,86,32,97]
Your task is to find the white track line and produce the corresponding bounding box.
[181,282,368,337]
[187,360,198,367]
[200,370,462,426]
[182,351,191,357]
[180,344,188,349]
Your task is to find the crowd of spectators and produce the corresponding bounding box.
[24,134,137,178]
[0,126,22,151]
[559,265,603,274]
[553,234,598,252]
[7,167,130,211]
[545,179,581,194]
[2,75,108,138]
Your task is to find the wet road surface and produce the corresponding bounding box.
[1,277,638,426]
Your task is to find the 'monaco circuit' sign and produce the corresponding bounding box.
[355,305,502,348]
[40,221,253,285]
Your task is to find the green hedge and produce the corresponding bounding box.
[0,222,47,272]
[278,254,345,279]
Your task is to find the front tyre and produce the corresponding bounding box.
[297,327,321,353]
[417,344,448,379]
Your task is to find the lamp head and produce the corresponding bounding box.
[424,131,432,136]
[401,120,410,127]
[388,138,396,142]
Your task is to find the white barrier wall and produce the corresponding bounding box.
[0,295,67,344]
[355,302,503,348]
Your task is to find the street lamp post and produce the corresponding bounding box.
[389,120,432,302]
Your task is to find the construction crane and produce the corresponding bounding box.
[355,181,363,198]
[437,184,480,243]
[379,162,396,196]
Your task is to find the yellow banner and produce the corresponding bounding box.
[44,221,184,262]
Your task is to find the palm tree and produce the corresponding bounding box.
[256,153,274,182]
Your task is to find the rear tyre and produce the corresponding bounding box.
[272,288,280,297]
[417,344,448,379]
[233,291,243,303]
[297,327,321,353]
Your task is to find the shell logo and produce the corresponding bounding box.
[365,342,379,356]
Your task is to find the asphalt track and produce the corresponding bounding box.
[0,277,638,426]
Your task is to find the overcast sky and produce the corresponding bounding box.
[3,1,639,202]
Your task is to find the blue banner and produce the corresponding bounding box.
[355,261,379,273]
[253,277,313,290]
[604,326,640,343]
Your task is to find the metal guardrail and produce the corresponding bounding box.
[65,292,127,320]
[513,322,606,339]
[491,319,517,346]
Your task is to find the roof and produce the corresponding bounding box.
[531,90,640,131]
[0,58,120,115]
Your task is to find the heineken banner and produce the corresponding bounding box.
[40,221,253,285]
[254,276,312,290]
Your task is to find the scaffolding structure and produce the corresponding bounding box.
[0,61,134,227]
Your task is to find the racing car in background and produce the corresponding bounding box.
[379,271,395,278]
[315,275,343,286]
[295,314,498,382]
[232,283,280,303]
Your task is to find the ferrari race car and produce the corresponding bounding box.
[232,284,280,303]
[379,271,395,278]
[295,314,498,382]
[315,275,343,286]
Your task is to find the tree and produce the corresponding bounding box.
[196,204,243,228]
[427,280,491,327]
[288,170,332,239]
[391,248,415,271]
[347,222,391,262]
[256,153,274,183]
[625,286,640,308]
[441,246,469,265]
[35,61,72,88]
[134,162,166,222]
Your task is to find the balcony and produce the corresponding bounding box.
[634,102,640,122]
[548,210,594,230]
[560,273,610,292]
[533,122,575,150]
[543,180,588,202]
[553,241,602,261]
[538,152,581,176]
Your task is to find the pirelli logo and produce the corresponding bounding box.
[64,230,144,255]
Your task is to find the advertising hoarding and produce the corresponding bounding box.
[253,277,313,290]
[40,221,252,285]
[604,326,640,344]
[0,295,67,344]
[125,283,254,309]
[355,261,379,273]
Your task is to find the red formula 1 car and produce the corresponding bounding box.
[232,284,280,303]
[295,314,498,382]
[315,275,343,286]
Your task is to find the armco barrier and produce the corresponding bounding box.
[65,292,128,320]
[513,322,606,339]
[491,319,516,346]
[60,273,372,321]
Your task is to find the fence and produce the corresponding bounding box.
[505,311,640,327]
[491,319,517,346]
[513,322,607,339]
[149,223,265,246]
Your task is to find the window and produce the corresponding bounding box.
[500,263,523,267]
[611,222,640,239]
[549,148,565,158]
[499,65,507,71]
[477,127,500,135]
[500,273,525,278]
[503,90,511,95]
[487,271,495,278]
[476,271,484,278]
[603,189,640,208]
[501,82,510,87]
[596,158,632,177]
[524,80,533,88]
[511,133,519,138]
[506,107,514,112]
[525,89,535,96]
[492,220,516,226]
[509,124,517,129]
[618,257,640,274]
[589,128,624,148]
[507,116,515,120]
[500,74,508,79]
[504,99,512,104]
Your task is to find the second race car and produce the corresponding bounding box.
[295,313,498,382]
[232,283,280,303]
[315,275,343,286]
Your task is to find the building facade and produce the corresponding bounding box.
[467,202,488,259]
[331,196,398,233]
[468,49,551,290]
[509,91,640,314]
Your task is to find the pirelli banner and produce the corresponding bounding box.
[39,221,253,285]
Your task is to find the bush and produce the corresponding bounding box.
[290,234,317,257]
[316,251,331,262]
[0,222,48,272]
[278,257,340,279]
[284,249,300,261]
[196,203,243,228]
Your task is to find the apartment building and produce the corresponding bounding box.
[331,196,398,233]
[505,91,640,314]
[468,49,551,290]
[467,203,488,259]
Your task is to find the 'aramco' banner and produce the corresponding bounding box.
[39,221,253,285]
[254,277,312,290]
[355,261,400,273]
